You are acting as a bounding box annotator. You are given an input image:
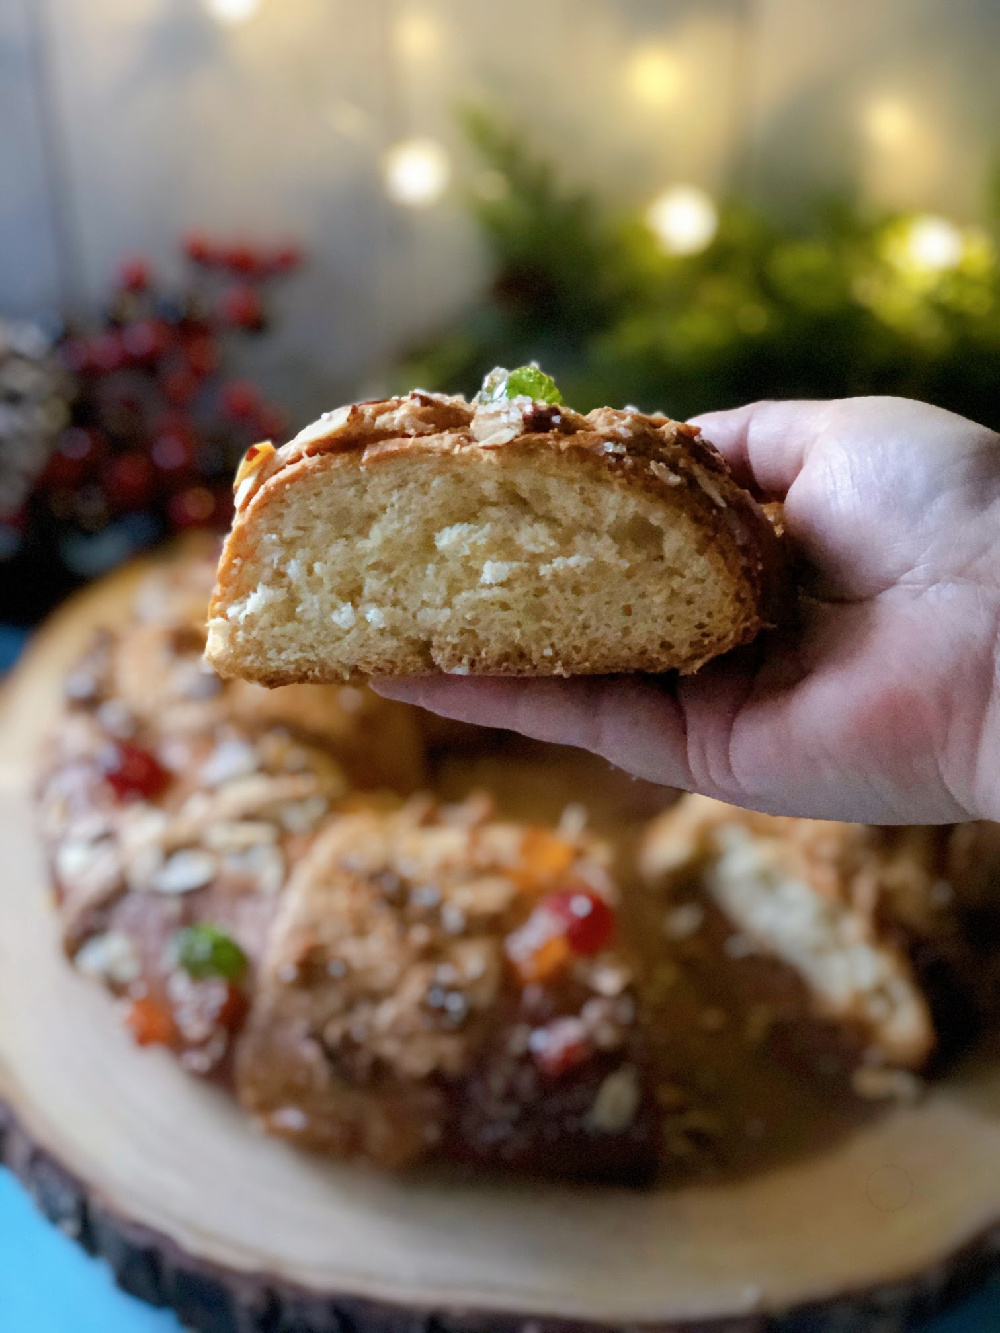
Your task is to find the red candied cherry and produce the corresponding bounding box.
[119,256,152,292]
[102,451,156,509]
[101,741,170,801]
[219,379,262,420]
[184,333,220,378]
[268,243,302,273]
[167,485,216,528]
[183,231,216,265]
[161,366,200,406]
[122,318,170,365]
[544,888,616,956]
[89,330,126,373]
[529,1016,592,1077]
[220,284,265,330]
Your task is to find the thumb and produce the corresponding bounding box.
[690,399,837,500]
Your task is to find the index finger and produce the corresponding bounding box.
[691,399,836,500]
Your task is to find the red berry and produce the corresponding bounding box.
[119,256,152,292]
[103,451,156,509]
[102,742,170,801]
[221,243,261,277]
[543,889,615,956]
[167,485,216,528]
[90,331,126,373]
[219,379,262,420]
[268,243,302,273]
[220,284,265,330]
[183,231,215,265]
[529,1017,591,1077]
[123,318,170,365]
[151,426,195,474]
[161,366,200,406]
[184,333,220,377]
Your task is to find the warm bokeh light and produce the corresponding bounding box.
[646,185,718,255]
[899,214,964,272]
[863,97,916,149]
[202,0,262,24]
[627,44,683,106]
[383,138,451,208]
[394,10,440,60]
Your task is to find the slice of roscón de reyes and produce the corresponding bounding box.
[205,366,784,684]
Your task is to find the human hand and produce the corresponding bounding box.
[374,397,1000,824]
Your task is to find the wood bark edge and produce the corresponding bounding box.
[3,1099,999,1333]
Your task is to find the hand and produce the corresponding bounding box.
[374,397,1000,825]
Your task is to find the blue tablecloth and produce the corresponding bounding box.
[1,628,999,1333]
[3,1168,1000,1332]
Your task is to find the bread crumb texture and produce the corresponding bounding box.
[207,389,783,683]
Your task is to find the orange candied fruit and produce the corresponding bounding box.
[513,828,577,889]
[233,440,275,491]
[126,996,177,1047]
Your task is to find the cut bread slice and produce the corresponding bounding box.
[205,384,784,684]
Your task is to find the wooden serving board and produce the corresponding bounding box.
[4,560,1000,1333]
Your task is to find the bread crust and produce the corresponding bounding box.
[207,394,786,683]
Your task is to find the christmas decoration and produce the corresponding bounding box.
[3,237,301,624]
[400,110,1000,431]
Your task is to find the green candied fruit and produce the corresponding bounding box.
[176,923,248,982]
[504,363,563,404]
[477,363,563,405]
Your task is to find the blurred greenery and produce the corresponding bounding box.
[400,109,1000,426]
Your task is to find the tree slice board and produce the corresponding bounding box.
[4,559,1000,1333]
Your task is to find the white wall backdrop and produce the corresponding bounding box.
[3,0,1000,418]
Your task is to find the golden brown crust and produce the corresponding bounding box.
[208,393,786,683]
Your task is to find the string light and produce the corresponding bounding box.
[384,138,451,208]
[897,214,964,273]
[863,97,916,149]
[646,185,718,255]
[202,0,261,23]
[627,45,683,106]
[394,11,439,61]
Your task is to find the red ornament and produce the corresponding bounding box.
[220,379,262,420]
[183,231,215,265]
[542,888,616,956]
[119,256,152,292]
[220,284,265,330]
[101,742,170,802]
[167,485,216,528]
[102,451,156,510]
